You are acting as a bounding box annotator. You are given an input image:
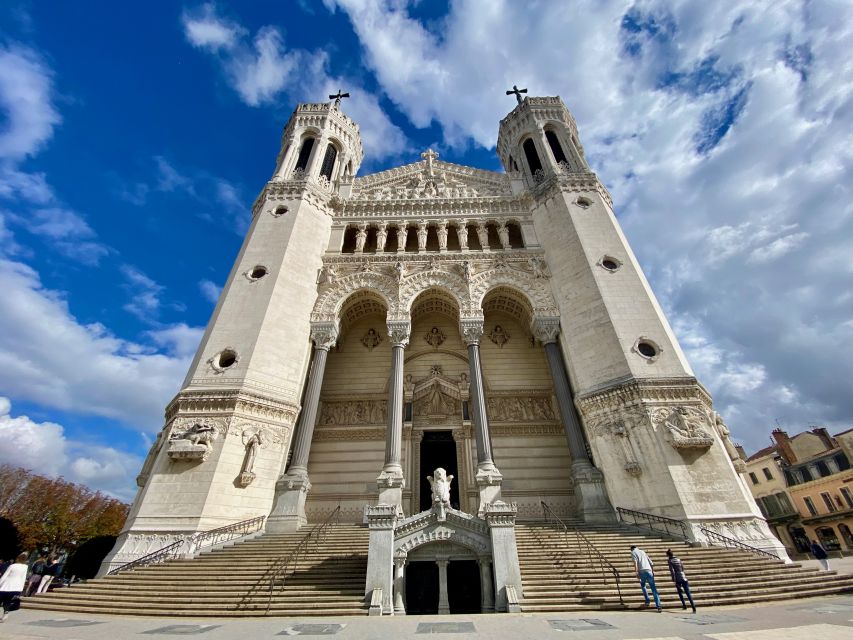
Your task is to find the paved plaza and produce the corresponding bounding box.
[3,594,853,640]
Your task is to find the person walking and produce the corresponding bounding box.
[631,545,661,611]
[24,555,45,596]
[810,539,830,571]
[666,549,696,612]
[0,552,29,622]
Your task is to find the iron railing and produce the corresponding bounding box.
[108,515,266,575]
[265,506,342,611]
[541,501,623,605]
[616,507,690,541]
[699,527,781,561]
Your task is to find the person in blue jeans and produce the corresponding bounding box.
[666,548,696,612]
[631,545,661,611]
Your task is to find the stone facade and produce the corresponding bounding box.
[102,96,787,581]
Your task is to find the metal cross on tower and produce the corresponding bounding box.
[506,85,528,104]
[329,89,350,107]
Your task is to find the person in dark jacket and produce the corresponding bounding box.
[666,549,696,612]
[23,556,45,596]
[810,539,830,571]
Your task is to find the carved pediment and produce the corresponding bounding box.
[351,157,511,201]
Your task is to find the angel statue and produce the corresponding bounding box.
[427,467,454,507]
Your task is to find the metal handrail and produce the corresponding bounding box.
[541,501,623,605]
[265,506,342,611]
[700,527,781,561]
[107,540,185,575]
[108,515,267,575]
[616,506,690,541]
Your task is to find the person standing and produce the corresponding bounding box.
[24,555,45,596]
[810,539,830,571]
[666,549,696,612]
[36,556,59,594]
[631,545,661,611]
[0,553,29,622]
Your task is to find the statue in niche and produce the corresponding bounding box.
[354,226,367,252]
[425,326,446,349]
[394,260,405,282]
[476,224,489,249]
[404,374,415,396]
[489,325,510,348]
[238,430,265,487]
[317,264,337,285]
[437,225,448,250]
[498,223,510,249]
[528,256,549,278]
[457,373,470,399]
[417,224,428,250]
[461,260,471,282]
[428,467,454,507]
[375,226,387,251]
[361,328,383,351]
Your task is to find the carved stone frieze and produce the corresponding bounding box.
[312,428,386,441]
[318,400,387,426]
[490,424,564,437]
[487,395,556,423]
[165,389,300,428]
[652,406,714,449]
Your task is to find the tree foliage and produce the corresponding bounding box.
[0,464,128,553]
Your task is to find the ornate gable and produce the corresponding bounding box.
[351,151,512,201]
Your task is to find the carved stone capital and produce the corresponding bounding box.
[366,504,399,530]
[482,500,518,527]
[459,317,484,345]
[387,320,411,347]
[310,322,339,350]
[531,316,561,344]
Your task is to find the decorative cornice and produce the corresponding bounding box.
[165,388,300,426]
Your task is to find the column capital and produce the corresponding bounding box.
[387,320,411,348]
[531,316,561,344]
[310,322,339,350]
[460,317,484,345]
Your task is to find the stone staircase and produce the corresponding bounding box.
[516,521,853,612]
[25,524,369,617]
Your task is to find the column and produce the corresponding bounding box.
[393,558,407,614]
[306,133,328,177]
[436,558,450,614]
[460,318,502,514]
[267,323,338,532]
[532,317,615,522]
[377,320,410,509]
[479,558,495,613]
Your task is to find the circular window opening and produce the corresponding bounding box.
[576,196,593,208]
[600,257,621,271]
[272,205,289,217]
[637,341,657,358]
[250,266,268,280]
[216,349,238,369]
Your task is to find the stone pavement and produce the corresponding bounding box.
[2,595,852,640]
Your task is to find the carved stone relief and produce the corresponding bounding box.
[167,421,222,461]
[319,400,387,426]
[488,325,510,348]
[486,395,556,422]
[425,326,446,348]
[361,328,383,351]
[652,406,714,449]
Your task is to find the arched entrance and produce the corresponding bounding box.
[404,542,483,614]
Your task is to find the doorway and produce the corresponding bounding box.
[405,561,438,614]
[447,560,481,613]
[420,430,460,512]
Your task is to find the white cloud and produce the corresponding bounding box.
[155,156,196,196]
[0,397,141,500]
[326,0,853,451]
[198,279,221,304]
[0,256,194,430]
[181,3,244,51]
[120,264,165,322]
[181,4,409,159]
[0,166,53,204]
[0,44,61,161]
[148,323,204,359]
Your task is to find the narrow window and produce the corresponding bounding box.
[763,467,773,481]
[319,144,338,180]
[816,461,831,477]
[800,466,813,482]
[821,492,837,512]
[545,130,568,164]
[841,487,853,508]
[295,137,315,171]
[522,139,542,177]
[835,453,851,471]
[777,492,795,514]
[803,496,818,516]
[749,472,759,485]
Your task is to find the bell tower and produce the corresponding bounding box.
[100,100,363,573]
[497,95,785,556]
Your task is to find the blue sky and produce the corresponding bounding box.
[1,1,852,501]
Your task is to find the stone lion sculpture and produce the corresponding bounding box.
[427,467,454,507]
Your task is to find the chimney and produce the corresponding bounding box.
[772,428,796,464]
[812,427,836,451]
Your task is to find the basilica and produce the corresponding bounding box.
[99,94,786,613]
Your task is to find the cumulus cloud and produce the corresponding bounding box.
[0,256,194,430]
[0,397,141,500]
[198,279,221,304]
[181,3,408,160]
[325,0,853,451]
